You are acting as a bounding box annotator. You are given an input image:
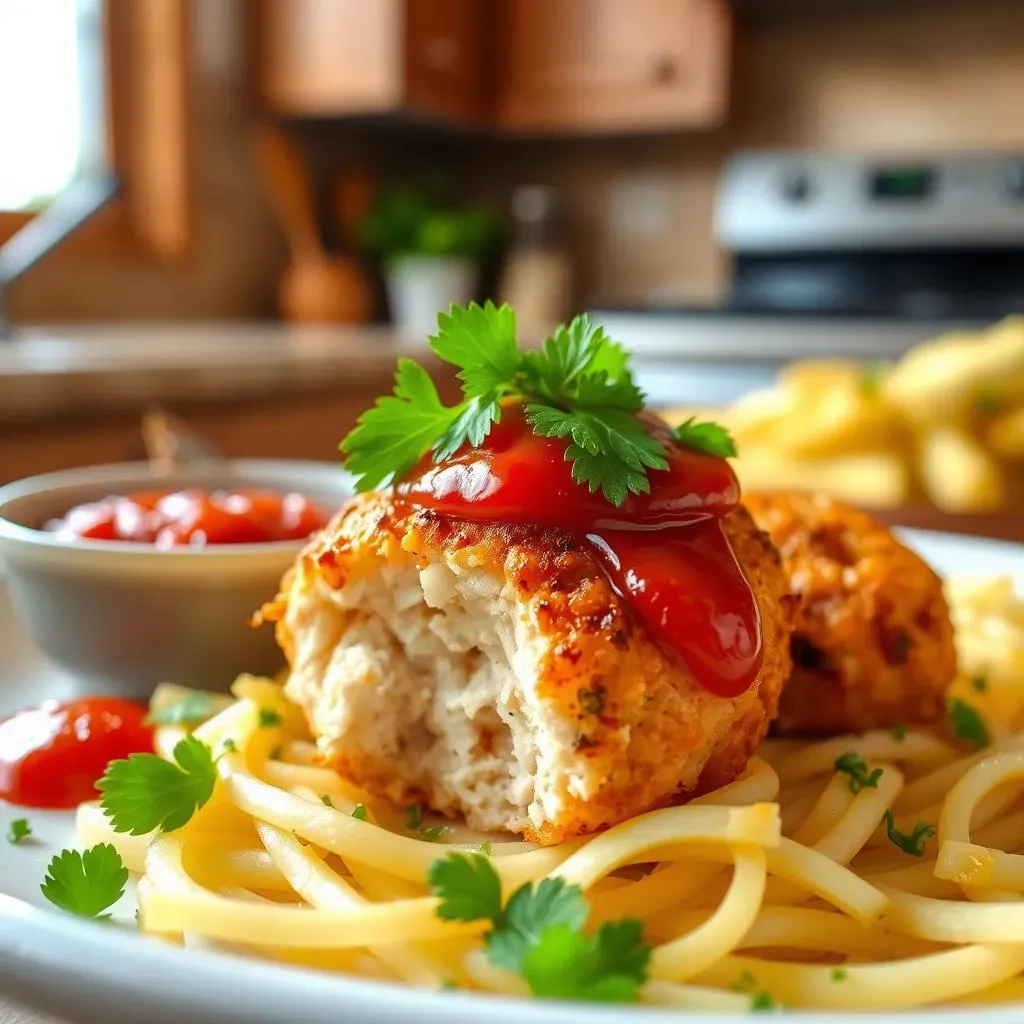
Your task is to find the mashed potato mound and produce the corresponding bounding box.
[265,494,796,844]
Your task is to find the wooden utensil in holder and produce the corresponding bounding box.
[254,128,372,324]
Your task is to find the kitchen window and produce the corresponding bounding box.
[0,0,190,260]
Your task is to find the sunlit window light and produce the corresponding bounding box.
[0,0,99,212]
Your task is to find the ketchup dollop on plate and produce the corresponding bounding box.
[0,697,154,809]
[46,488,327,548]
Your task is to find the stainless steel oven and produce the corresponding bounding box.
[593,151,1024,405]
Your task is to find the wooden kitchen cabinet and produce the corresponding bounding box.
[498,0,730,132]
[254,0,729,133]
[255,0,485,122]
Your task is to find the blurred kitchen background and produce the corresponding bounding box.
[2,0,1024,536]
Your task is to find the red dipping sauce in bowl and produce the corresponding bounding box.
[0,459,351,692]
[45,489,327,548]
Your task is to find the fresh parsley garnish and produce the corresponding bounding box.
[673,417,737,458]
[858,361,891,397]
[6,818,31,845]
[730,970,758,992]
[222,738,237,752]
[145,692,220,727]
[97,735,217,835]
[428,852,650,1002]
[320,794,334,808]
[731,971,776,1011]
[890,722,908,741]
[834,752,883,795]
[831,968,848,982]
[340,302,730,508]
[577,686,606,715]
[405,803,445,838]
[40,844,128,919]
[351,802,368,821]
[258,707,282,728]
[975,390,1003,415]
[949,698,990,748]
[970,675,989,693]
[883,811,935,857]
[478,841,493,856]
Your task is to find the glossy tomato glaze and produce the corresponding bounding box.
[398,406,763,697]
[46,488,327,548]
[0,698,153,809]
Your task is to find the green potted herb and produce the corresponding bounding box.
[358,186,502,336]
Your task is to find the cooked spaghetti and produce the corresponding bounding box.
[71,574,1024,1012]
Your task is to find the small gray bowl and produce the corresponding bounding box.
[0,460,353,698]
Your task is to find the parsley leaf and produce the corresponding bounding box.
[6,818,31,844]
[258,707,282,728]
[883,811,935,857]
[341,359,462,491]
[222,738,237,752]
[673,417,738,459]
[831,968,848,982]
[975,390,1003,415]
[40,844,128,919]
[730,970,758,993]
[949,698,990,748]
[526,405,668,506]
[432,393,502,462]
[430,301,520,398]
[406,804,422,830]
[351,802,368,820]
[751,991,777,1012]
[428,852,503,924]
[834,752,883,795]
[98,735,217,835]
[487,876,588,971]
[145,691,223,727]
[859,361,891,397]
[519,316,622,402]
[477,841,493,856]
[520,920,650,1003]
[427,852,650,1003]
[891,722,908,741]
[320,794,334,807]
[420,825,448,840]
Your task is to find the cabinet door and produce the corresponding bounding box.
[256,0,403,114]
[500,0,729,132]
[404,0,488,122]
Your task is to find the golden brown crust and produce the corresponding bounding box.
[269,494,796,843]
[743,490,957,735]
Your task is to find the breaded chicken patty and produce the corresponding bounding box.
[263,494,795,844]
[744,491,957,735]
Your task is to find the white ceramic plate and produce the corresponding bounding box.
[3,529,1024,1024]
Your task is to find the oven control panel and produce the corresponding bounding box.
[716,152,1024,252]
